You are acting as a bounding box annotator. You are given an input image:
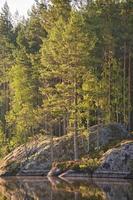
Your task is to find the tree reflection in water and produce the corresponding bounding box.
[0,177,132,200]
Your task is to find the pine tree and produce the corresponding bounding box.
[0,2,14,140]
[6,65,37,146]
[41,0,71,32]
[40,11,96,160]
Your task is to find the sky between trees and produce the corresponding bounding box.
[0,0,34,16]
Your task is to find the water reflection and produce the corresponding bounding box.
[0,176,132,200]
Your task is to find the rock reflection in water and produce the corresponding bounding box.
[0,177,132,200]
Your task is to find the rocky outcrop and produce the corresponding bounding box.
[48,141,133,179]
[0,123,131,177]
[89,123,129,150]
[93,141,133,178]
[0,135,87,176]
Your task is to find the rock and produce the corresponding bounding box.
[47,167,63,177]
[89,123,129,150]
[0,123,130,176]
[93,141,133,178]
[0,134,87,176]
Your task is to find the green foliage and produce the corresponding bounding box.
[53,158,100,174]
[6,65,38,146]
[0,0,132,158]
[80,158,100,172]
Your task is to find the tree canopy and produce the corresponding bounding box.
[0,0,132,159]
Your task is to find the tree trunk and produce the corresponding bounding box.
[128,48,131,131]
[63,116,66,135]
[73,76,78,161]
[50,126,54,163]
[108,52,111,122]
[45,116,48,133]
[97,118,100,150]
[59,118,61,137]
[123,42,127,125]
[87,109,90,152]
[24,131,29,161]
[3,62,7,140]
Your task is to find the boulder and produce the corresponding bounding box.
[93,141,133,178]
[0,123,130,176]
[0,135,87,176]
[89,123,129,150]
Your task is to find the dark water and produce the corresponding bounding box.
[0,177,133,200]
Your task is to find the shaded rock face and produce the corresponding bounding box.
[89,123,129,150]
[0,123,130,176]
[0,135,87,176]
[94,141,133,178]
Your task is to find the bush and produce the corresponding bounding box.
[80,158,100,173]
[53,158,100,174]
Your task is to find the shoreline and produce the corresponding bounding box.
[0,172,133,180]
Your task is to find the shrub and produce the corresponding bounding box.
[53,158,100,174]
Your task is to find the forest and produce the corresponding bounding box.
[0,0,133,160]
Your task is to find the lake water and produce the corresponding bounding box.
[0,177,133,200]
